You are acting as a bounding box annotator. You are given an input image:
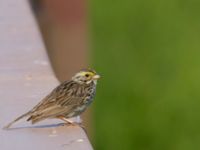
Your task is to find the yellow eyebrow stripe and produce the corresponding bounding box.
[79,71,95,76]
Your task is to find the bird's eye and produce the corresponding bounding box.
[85,74,90,77]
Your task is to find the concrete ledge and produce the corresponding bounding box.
[0,0,93,149]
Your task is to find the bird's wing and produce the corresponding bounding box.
[27,80,86,123]
[27,104,76,124]
[30,80,78,112]
[28,96,83,123]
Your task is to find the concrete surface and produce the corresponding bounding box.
[0,0,93,149]
[35,0,93,137]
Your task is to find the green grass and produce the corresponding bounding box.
[90,0,200,150]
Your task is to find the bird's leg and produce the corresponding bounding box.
[57,116,86,130]
[57,116,75,125]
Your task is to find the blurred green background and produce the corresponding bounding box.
[32,0,200,149]
[91,0,200,150]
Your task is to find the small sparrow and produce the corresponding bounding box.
[3,69,100,129]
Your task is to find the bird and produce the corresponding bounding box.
[3,68,100,129]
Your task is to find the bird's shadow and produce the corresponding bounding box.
[3,123,87,133]
[3,123,67,131]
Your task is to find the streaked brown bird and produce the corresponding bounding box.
[3,69,100,129]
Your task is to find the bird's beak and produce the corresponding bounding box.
[93,74,100,80]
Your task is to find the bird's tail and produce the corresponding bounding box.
[3,111,30,130]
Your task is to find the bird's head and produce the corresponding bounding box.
[72,69,100,84]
